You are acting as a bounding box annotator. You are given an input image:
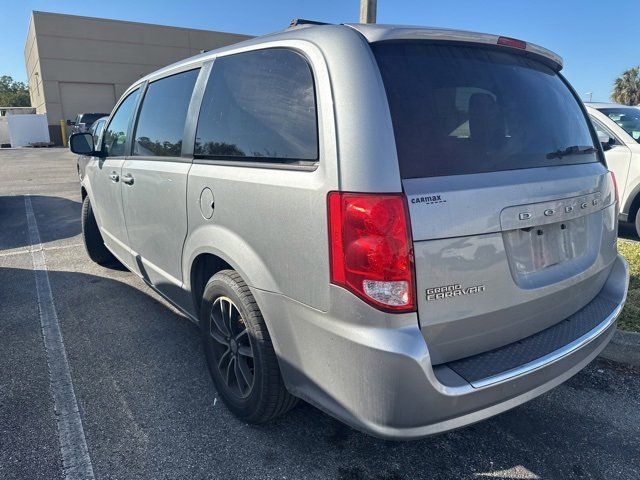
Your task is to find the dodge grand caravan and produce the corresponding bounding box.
[69,22,629,440]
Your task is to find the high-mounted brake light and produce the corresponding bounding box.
[497,36,527,49]
[328,192,415,312]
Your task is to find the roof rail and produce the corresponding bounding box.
[289,18,330,28]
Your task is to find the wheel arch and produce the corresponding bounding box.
[183,225,280,316]
[624,184,640,223]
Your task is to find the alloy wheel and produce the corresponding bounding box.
[208,296,255,398]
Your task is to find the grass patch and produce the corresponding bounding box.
[617,239,640,332]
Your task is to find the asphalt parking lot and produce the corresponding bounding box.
[1,148,639,480]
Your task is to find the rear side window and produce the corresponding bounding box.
[195,48,318,163]
[133,69,200,157]
[103,88,140,158]
[372,42,597,178]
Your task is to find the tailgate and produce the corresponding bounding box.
[405,164,618,364]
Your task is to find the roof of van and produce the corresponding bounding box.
[132,23,563,90]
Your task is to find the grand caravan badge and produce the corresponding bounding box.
[426,283,485,301]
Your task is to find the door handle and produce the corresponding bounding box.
[122,173,134,185]
[109,172,119,183]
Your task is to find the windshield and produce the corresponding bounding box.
[81,113,108,125]
[372,42,597,178]
[598,107,640,143]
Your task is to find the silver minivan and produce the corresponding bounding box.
[69,22,629,440]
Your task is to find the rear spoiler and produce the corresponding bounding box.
[345,24,563,71]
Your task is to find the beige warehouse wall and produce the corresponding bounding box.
[24,11,252,144]
[24,15,45,114]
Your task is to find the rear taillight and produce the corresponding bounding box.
[609,171,619,215]
[497,36,527,49]
[609,170,619,206]
[328,192,415,312]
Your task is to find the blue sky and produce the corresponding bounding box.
[2,0,636,102]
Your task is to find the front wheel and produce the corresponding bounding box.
[81,195,117,266]
[200,270,297,423]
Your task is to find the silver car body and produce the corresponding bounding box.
[79,24,628,439]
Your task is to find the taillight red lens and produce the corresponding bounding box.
[497,36,527,49]
[610,170,619,208]
[328,192,415,312]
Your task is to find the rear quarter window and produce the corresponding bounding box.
[194,48,318,164]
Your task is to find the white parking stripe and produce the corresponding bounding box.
[0,243,84,258]
[24,195,95,480]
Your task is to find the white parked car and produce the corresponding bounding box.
[586,102,640,234]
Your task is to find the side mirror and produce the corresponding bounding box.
[66,119,75,126]
[69,132,101,156]
[597,131,615,151]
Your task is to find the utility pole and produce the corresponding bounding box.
[360,0,377,23]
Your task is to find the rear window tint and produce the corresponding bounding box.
[372,42,597,178]
[195,48,318,163]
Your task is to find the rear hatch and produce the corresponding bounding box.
[372,40,618,364]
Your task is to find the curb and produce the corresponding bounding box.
[599,329,640,366]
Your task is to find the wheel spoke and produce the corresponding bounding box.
[217,347,231,371]
[209,323,227,345]
[211,301,230,337]
[238,345,253,358]
[234,358,246,394]
[226,299,237,336]
[225,356,235,387]
[237,356,253,392]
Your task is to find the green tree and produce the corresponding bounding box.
[0,75,31,107]
[611,67,640,106]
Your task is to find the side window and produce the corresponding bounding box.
[133,69,200,157]
[590,116,618,145]
[195,48,318,162]
[102,89,140,158]
[91,120,105,145]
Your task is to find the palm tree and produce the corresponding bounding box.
[612,67,640,105]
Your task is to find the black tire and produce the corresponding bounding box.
[81,195,117,266]
[200,270,298,423]
[635,213,640,239]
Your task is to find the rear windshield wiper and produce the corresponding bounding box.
[546,145,596,159]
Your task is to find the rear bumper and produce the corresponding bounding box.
[253,254,628,440]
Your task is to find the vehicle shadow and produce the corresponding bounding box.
[2,264,637,479]
[0,195,81,249]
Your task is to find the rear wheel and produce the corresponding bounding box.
[81,195,116,266]
[200,270,297,422]
[635,212,640,239]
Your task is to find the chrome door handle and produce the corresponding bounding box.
[109,172,119,183]
[122,173,134,185]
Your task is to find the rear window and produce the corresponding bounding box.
[372,42,597,178]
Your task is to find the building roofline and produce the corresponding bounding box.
[31,10,252,38]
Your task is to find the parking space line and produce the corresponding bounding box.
[0,243,84,258]
[24,195,95,480]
